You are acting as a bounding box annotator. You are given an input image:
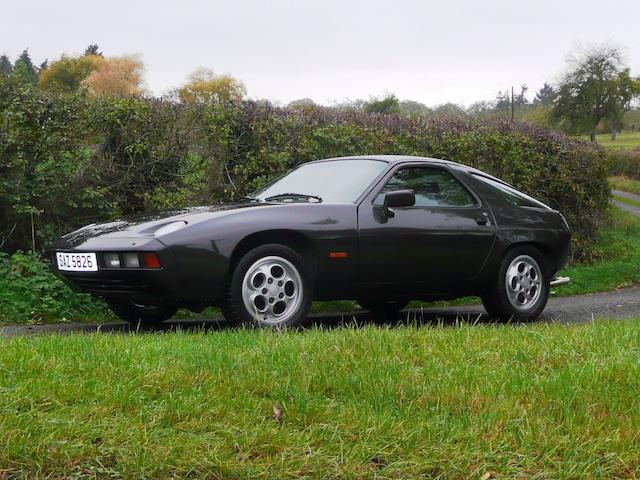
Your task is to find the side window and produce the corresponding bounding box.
[375,167,477,207]
[472,174,549,209]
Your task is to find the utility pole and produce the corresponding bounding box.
[510,86,515,122]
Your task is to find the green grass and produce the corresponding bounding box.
[610,175,640,197]
[558,207,640,295]
[614,194,640,208]
[1,319,640,478]
[592,131,640,151]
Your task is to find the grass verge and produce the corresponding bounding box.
[614,194,640,208]
[610,176,640,196]
[1,319,640,478]
[557,207,640,295]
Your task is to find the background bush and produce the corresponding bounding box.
[0,76,609,262]
[0,251,110,323]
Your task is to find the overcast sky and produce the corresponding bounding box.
[4,0,640,106]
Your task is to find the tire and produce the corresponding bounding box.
[481,245,549,322]
[222,244,313,328]
[107,300,177,327]
[358,299,409,315]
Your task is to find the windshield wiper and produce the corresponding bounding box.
[239,195,262,203]
[264,193,323,203]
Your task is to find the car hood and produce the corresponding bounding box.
[55,202,269,247]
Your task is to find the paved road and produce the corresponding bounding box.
[3,286,640,337]
[612,189,640,216]
[3,192,639,337]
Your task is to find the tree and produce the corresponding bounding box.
[84,44,103,57]
[467,100,495,117]
[0,55,12,76]
[39,54,103,93]
[399,100,432,117]
[288,98,315,108]
[552,45,639,141]
[534,82,555,106]
[433,102,466,117]
[362,94,400,114]
[12,49,38,86]
[177,68,246,103]
[84,55,146,97]
[494,90,511,112]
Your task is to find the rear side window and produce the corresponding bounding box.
[472,174,549,209]
[375,167,477,207]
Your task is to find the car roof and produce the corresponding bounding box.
[310,154,459,166]
[307,154,509,184]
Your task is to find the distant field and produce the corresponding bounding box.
[2,319,640,478]
[592,131,640,150]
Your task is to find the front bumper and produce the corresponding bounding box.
[49,237,178,302]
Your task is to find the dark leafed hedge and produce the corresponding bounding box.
[0,77,609,261]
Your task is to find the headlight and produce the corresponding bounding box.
[123,253,140,268]
[104,253,121,268]
[101,252,162,269]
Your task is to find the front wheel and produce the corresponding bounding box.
[107,300,177,327]
[222,244,313,328]
[481,246,549,322]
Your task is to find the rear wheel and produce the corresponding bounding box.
[107,300,177,327]
[358,299,409,316]
[222,244,313,328]
[481,246,549,322]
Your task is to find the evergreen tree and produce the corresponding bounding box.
[84,44,103,57]
[534,82,555,106]
[0,55,12,76]
[12,49,38,86]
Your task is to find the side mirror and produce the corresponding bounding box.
[384,189,415,208]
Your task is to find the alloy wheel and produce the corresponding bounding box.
[241,255,303,325]
[504,254,542,311]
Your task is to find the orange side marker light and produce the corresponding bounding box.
[329,252,348,259]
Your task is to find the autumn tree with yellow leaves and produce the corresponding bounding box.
[177,68,246,104]
[85,55,146,97]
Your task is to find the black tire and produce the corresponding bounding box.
[222,244,313,328]
[481,245,550,322]
[107,300,177,327]
[358,299,409,316]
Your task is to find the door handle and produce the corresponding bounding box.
[475,212,489,225]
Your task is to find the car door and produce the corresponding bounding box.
[357,164,496,289]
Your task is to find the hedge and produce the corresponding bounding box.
[0,76,609,261]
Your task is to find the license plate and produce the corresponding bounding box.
[56,252,98,272]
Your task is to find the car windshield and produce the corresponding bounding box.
[253,159,388,203]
